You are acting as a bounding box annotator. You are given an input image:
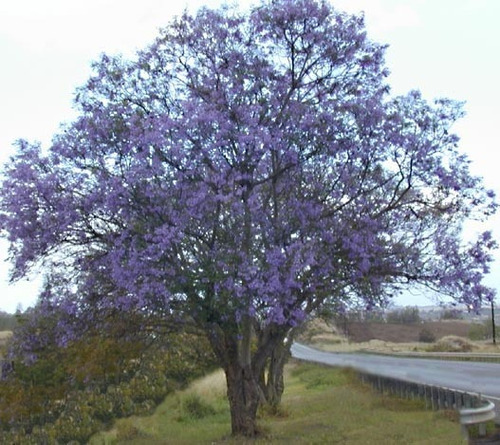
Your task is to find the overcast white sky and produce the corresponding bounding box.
[1,0,499,312]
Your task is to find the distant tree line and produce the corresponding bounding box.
[338,306,422,324]
[0,311,18,331]
[386,307,421,324]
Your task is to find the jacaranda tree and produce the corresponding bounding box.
[1,0,497,436]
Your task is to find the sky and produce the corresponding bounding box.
[0,0,499,312]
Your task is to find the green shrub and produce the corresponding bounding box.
[0,304,217,444]
[418,328,436,343]
[84,391,115,423]
[116,421,141,441]
[468,321,493,341]
[180,394,216,420]
[441,309,463,320]
[51,401,100,444]
[106,385,137,418]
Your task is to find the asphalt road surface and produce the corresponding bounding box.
[291,343,500,407]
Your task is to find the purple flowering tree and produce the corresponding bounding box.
[1,0,497,436]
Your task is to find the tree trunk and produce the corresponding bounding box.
[225,361,261,437]
[263,340,289,408]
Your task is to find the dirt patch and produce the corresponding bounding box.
[344,321,471,343]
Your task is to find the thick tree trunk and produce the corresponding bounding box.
[203,317,264,437]
[202,311,292,436]
[225,361,261,437]
[254,325,294,409]
[263,340,289,408]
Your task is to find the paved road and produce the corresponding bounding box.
[291,343,500,406]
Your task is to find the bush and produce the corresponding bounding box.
[180,394,216,420]
[427,336,474,352]
[441,309,463,320]
[468,323,488,341]
[468,320,494,341]
[116,422,141,441]
[418,328,436,343]
[0,327,217,444]
[51,402,99,444]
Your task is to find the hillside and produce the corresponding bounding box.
[345,321,471,343]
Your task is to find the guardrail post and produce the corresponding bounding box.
[446,389,454,409]
[431,386,438,410]
[422,385,429,409]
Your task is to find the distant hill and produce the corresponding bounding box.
[345,321,470,343]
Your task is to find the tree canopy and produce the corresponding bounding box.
[0,0,496,436]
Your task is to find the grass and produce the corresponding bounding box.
[0,331,12,358]
[89,361,466,444]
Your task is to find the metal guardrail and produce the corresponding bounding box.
[459,400,496,437]
[293,344,499,439]
[358,371,496,440]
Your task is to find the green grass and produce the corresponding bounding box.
[89,362,466,444]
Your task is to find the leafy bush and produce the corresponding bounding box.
[180,394,217,420]
[468,320,494,341]
[116,422,141,441]
[50,401,98,444]
[0,325,217,444]
[418,328,436,343]
[440,309,463,320]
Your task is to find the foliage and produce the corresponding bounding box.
[364,310,386,322]
[180,394,217,420]
[441,308,463,320]
[0,0,497,436]
[0,308,216,444]
[386,306,421,324]
[116,423,141,442]
[0,311,17,331]
[468,320,494,341]
[418,328,436,343]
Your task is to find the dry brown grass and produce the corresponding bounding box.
[301,319,500,354]
[346,320,471,343]
[427,335,474,352]
[0,331,13,358]
[186,369,227,399]
[0,331,13,341]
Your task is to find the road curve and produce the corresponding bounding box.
[291,343,500,404]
